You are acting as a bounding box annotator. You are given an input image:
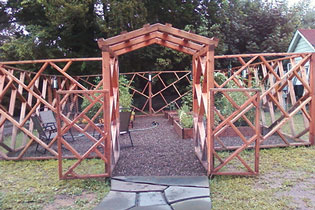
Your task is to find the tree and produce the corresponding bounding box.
[0,0,314,74]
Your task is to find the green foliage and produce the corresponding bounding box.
[119,75,133,110]
[81,75,133,121]
[178,104,193,128]
[181,81,193,109]
[1,0,313,73]
[213,72,258,126]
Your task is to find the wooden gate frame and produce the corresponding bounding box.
[98,23,219,173]
[56,90,110,179]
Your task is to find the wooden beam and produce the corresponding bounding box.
[157,24,219,46]
[155,38,196,55]
[0,57,102,65]
[115,38,158,56]
[98,23,160,46]
[309,53,315,145]
[155,31,204,51]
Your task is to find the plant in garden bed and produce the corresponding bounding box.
[177,104,193,129]
[174,104,193,139]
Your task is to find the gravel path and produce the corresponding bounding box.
[112,116,206,176]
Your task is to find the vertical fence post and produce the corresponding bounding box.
[149,74,152,116]
[101,51,112,176]
[309,53,315,145]
[255,91,261,174]
[56,91,63,179]
[207,45,215,175]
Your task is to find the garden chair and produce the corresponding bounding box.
[31,115,57,154]
[39,110,74,141]
[120,111,134,147]
[92,109,134,147]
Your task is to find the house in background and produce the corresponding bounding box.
[287,29,315,99]
[288,29,315,53]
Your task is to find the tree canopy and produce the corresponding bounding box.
[0,0,314,74]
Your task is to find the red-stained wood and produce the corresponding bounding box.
[309,53,315,145]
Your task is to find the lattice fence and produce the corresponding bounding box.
[121,71,191,115]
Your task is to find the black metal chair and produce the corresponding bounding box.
[120,111,134,147]
[31,115,57,153]
[39,110,74,141]
[92,109,134,147]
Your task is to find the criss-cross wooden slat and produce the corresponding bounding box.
[209,88,260,175]
[214,53,314,149]
[56,90,110,179]
[0,59,104,162]
[120,71,192,116]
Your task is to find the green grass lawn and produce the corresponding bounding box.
[1,146,314,209]
[0,159,110,210]
[211,146,315,209]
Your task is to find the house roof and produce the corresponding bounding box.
[287,29,315,52]
[299,29,315,46]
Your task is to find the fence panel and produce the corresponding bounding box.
[56,90,110,179]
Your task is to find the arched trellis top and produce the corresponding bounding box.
[97,23,219,176]
[97,23,219,56]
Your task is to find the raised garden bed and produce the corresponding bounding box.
[173,120,193,139]
[163,110,178,125]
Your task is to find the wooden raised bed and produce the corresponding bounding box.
[163,110,177,118]
[163,110,179,125]
[173,120,193,139]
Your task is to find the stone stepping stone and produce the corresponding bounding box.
[171,197,211,210]
[95,176,211,210]
[94,191,136,210]
[165,186,210,204]
[130,204,172,210]
[113,176,209,188]
[111,179,167,192]
[138,192,166,206]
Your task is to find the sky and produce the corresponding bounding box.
[287,0,315,7]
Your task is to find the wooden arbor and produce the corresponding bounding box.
[98,23,219,174]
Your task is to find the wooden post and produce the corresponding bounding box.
[149,75,152,116]
[101,51,112,176]
[309,53,315,145]
[207,45,215,175]
[56,92,63,179]
[103,91,110,175]
[255,91,260,174]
